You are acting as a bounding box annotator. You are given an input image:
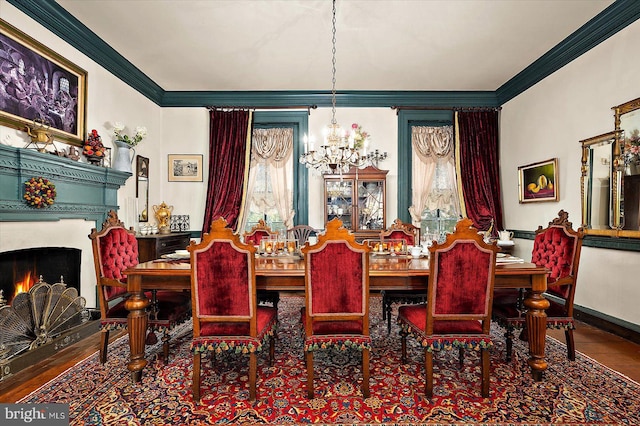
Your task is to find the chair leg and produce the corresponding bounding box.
[249,352,257,401]
[362,348,370,398]
[381,291,387,321]
[269,335,275,366]
[162,330,170,364]
[192,353,201,402]
[400,330,408,364]
[306,351,314,399]
[425,349,434,398]
[481,348,490,398]
[565,328,576,361]
[99,329,110,364]
[458,347,464,368]
[504,326,514,362]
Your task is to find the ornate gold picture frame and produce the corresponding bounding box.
[0,19,87,146]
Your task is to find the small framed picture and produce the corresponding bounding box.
[168,154,203,182]
[518,158,558,203]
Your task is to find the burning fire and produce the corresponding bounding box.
[14,270,37,299]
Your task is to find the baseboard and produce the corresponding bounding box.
[574,307,640,345]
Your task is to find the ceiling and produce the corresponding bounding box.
[54,0,614,93]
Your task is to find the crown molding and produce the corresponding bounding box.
[496,0,640,104]
[7,0,640,108]
[7,0,165,105]
[161,91,498,108]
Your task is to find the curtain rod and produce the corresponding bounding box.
[207,105,317,112]
[391,106,501,113]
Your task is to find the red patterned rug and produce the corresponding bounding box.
[19,296,640,425]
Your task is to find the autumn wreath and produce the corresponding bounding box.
[24,176,57,208]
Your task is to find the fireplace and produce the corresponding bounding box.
[0,247,97,381]
[0,247,81,305]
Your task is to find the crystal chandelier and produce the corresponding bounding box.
[299,0,368,174]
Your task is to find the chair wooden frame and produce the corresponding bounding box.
[398,218,499,398]
[243,219,277,245]
[380,218,423,332]
[301,218,372,398]
[189,217,277,402]
[286,224,317,246]
[493,210,584,361]
[88,210,190,364]
[380,218,420,245]
[242,219,280,309]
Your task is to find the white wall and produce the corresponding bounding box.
[501,20,640,326]
[2,1,638,327]
[0,2,162,307]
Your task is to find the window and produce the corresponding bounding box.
[244,161,287,232]
[242,127,294,233]
[409,125,461,243]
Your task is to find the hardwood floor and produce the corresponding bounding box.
[1,322,638,403]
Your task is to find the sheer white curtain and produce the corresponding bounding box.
[240,127,295,231]
[408,125,459,226]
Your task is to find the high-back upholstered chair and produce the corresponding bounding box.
[88,210,191,364]
[380,218,423,332]
[243,219,276,246]
[398,218,499,398]
[493,210,584,361]
[380,218,420,246]
[287,224,317,246]
[301,218,371,398]
[188,217,278,402]
[242,219,280,309]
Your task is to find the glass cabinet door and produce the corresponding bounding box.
[325,180,353,229]
[357,180,384,231]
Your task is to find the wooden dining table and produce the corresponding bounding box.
[123,255,550,383]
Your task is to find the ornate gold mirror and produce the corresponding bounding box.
[136,155,149,222]
[613,97,640,237]
[580,131,622,235]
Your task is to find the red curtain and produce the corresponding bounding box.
[456,110,504,234]
[202,109,252,234]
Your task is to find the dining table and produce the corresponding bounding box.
[123,254,550,383]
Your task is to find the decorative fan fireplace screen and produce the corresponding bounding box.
[0,279,87,362]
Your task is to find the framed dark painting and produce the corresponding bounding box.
[518,158,559,203]
[0,19,87,145]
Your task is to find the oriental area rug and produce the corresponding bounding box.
[19,297,640,425]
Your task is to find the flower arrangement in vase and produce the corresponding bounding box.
[82,129,105,165]
[113,122,147,147]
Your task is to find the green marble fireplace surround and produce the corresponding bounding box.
[0,145,130,224]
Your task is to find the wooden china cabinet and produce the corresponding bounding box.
[323,166,388,240]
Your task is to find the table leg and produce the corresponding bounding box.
[125,275,150,382]
[523,286,550,381]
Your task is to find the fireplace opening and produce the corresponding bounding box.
[0,247,81,305]
[0,247,97,381]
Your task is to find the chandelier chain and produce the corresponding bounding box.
[330,0,337,126]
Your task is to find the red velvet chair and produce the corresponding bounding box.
[189,217,278,402]
[242,219,280,309]
[301,218,372,398]
[380,217,420,246]
[243,219,276,245]
[492,210,584,361]
[380,218,423,333]
[398,217,499,398]
[88,210,191,364]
